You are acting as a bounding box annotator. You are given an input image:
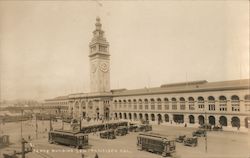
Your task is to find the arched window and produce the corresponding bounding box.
[150,98,155,110]
[208,96,215,111]
[133,99,137,110]
[244,95,250,112]
[180,97,185,110]
[81,102,86,110]
[198,96,204,109]
[164,98,169,110]
[231,95,240,112]
[188,97,195,110]
[219,96,227,111]
[123,100,127,109]
[114,100,117,109]
[144,99,149,110]
[157,98,162,110]
[171,98,177,110]
[118,100,122,109]
[138,99,143,110]
[128,99,132,109]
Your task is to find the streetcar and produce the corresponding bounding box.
[137,133,176,157]
[48,130,88,149]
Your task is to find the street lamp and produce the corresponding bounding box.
[204,107,208,153]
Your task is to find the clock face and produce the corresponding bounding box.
[91,64,97,73]
[99,62,109,72]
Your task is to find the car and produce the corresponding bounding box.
[184,137,198,147]
[199,124,212,131]
[175,135,186,143]
[100,130,116,139]
[129,124,139,132]
[115,126,128,136]
[192,130,206,137]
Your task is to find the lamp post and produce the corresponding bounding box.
[21,109,23,139]
[204,109,208,153]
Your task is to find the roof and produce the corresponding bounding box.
[112,79,249,97]
[45,79,249,101]
[51,130,87,136]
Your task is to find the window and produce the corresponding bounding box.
[188,97,195,110]
[198,97,204,109]
[180,97,185,110]
[208,96,215,111]
[144,99,149,110]
[171,98,177,110]
[219,96,227,111]
[164,98,169,110]
[231,95,240,112]
[244,95,250,112]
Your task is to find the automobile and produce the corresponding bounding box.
[136,124,152,132]
[199,124,212,131]
[129,124,139,132]
[100,130,116,139]
[213,125,223,131]
[175,135,186,143]
[115,126,128,136]
[183,137,198,147]
[192,130,206,137]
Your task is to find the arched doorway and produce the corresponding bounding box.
[189,115,195,124]
[133,113,137,120]
[96,107,100,119]
[198,115,205,125]
[104,107,110,120]
[173,114,184,123]
[139,113,143,120]
[128,113,132,120]
[164,114,169,122]
[124,113,127,119]
[209,116,215,125]
[119,113,122,119]
[245,117,250,128]
[114,113,118,119]
[151,114,155,121]
[219,116,227,126]
[145,113,149,121]
[157,114,162,123]
[231,117,240,127]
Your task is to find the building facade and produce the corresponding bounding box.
[44,17,250,129]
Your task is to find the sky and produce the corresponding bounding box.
[0,1,249,101]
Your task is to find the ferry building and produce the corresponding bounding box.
[44,17,250,129]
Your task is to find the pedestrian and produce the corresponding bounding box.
[81,153,85,158]
[95,153,99,158]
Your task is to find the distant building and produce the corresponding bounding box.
[44,17,250,129]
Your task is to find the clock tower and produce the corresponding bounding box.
[89,17,110,93]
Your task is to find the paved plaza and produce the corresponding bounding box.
[0,120,249,158]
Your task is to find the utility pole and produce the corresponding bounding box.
[49,113,53,131]
[205,111,208,153]
[62,114,64,130]
[35,114,38,139]
[21,109,23,139]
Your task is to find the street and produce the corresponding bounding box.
[0,120,249,158]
